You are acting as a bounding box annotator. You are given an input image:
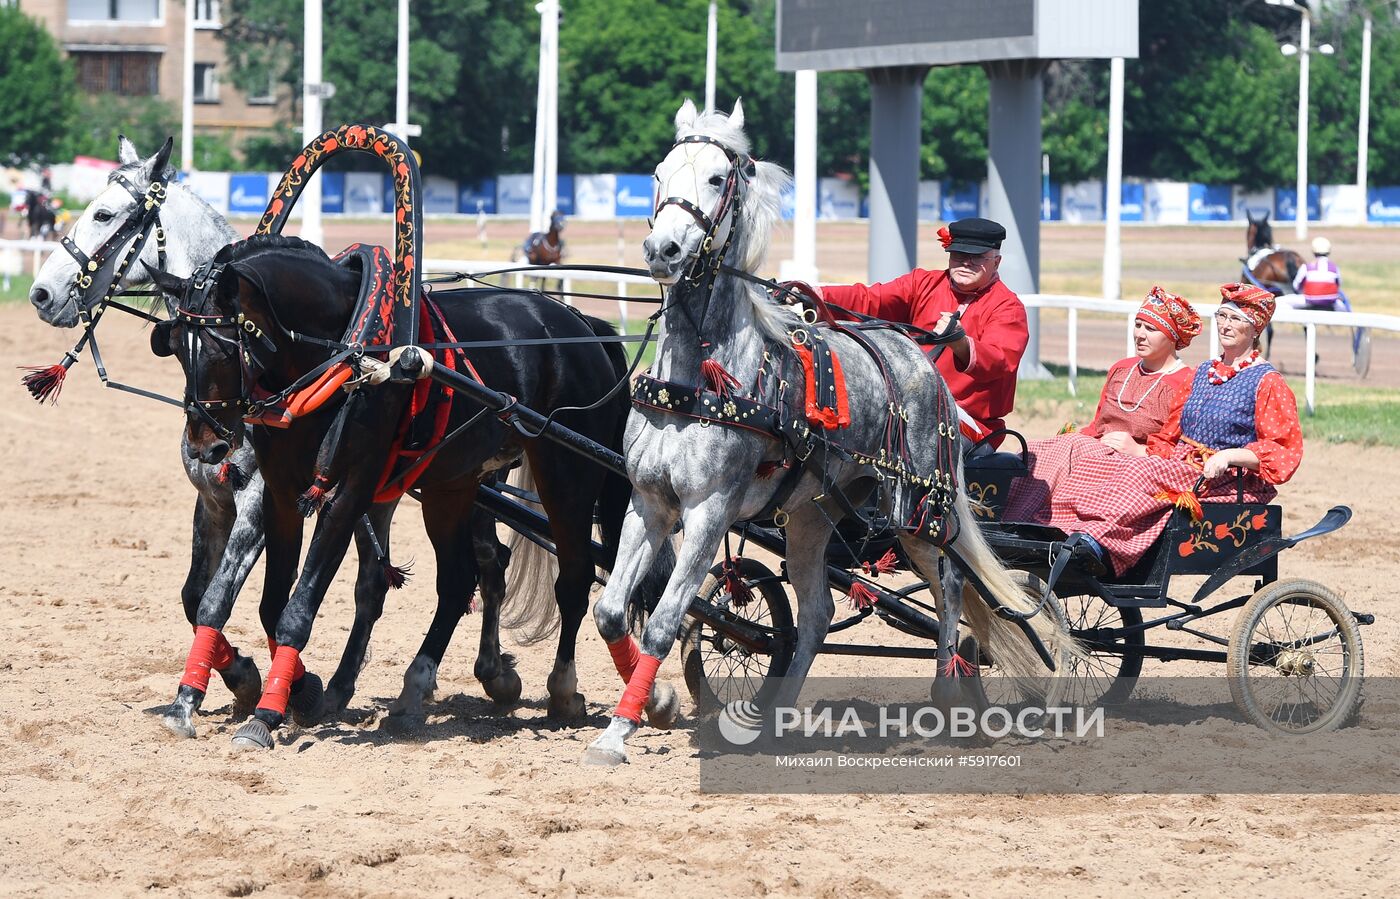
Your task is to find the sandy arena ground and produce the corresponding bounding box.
[1,283,1397,894]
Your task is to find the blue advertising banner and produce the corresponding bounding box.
[383,173,396,213]
[319,171,345,213]
[458,179,496,214]
[497,175,534,216]
[1274,185,1321,222]
[614,174,653,218]
[554,174,575,216]
[228,173,269,214]
[941,182,979,221]
[1187,184,1232,222]
[1367,186,1400,223]
[1119,183,1144,221]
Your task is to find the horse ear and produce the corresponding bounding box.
[117,135,140,166]
[147,137,175,180]
[143,261,188,299]
[730,98,745,131]
[675,98,698,131]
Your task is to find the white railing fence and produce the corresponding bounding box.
[9,239,1392,415]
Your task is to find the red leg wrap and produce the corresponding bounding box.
[256,645,304,716]
[614,654,662,724]
[267,637,307,680]
[606,635,641,684]
[180,626,235,692]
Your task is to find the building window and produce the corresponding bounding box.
[68,0,162,23]
[72,51,161,95]
[192,0,220,28]
[194,63,218,103]
[246,71,277,106]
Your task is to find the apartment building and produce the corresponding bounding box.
[18,1,289,151]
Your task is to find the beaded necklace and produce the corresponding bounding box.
[1208,349,1261,385]
[1115,359,1181,413]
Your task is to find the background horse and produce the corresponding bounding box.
[25,192,59,239]
[152,235,671,750]
[582,99,1073,766]
[517,209,566,265]
[1243,211,1304,357]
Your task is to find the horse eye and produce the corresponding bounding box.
[93,210,114,223]
[709,175,724,187]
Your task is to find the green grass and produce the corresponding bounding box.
[1014,363,1400,448]
[1,273,33,302]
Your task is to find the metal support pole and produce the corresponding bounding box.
[705,1,717,111]
[396,0,410,146]
[301,0,324,247]
[782,70,818,283]
[181,0,195,172]
[1102,56,1124,300]
[985,59,1049,378]
[866,66,927,282]
[543,1,558,221]
[1296,13,1310,241]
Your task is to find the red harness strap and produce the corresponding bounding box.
[371,297,463,503]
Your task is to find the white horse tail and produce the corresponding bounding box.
[949,488,1082,684]
[499,460,562,645]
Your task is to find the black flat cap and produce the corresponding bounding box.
[945,217,1005,255]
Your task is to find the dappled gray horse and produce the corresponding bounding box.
[583,100,1072,766]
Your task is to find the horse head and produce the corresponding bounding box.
[643,98,789,285]
[30,136,177,327]
[1246,210,1273,252]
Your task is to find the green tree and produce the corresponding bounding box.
[63,95,178,163]
[0,7,78,165]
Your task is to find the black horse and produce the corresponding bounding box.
[151,235,669,749]
[25,191,58,239]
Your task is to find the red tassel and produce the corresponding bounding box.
[940,652,977,678]
[19,362,70,404]
[862,548,899,578]
[1155,488,1204,522]
[381,556,412,590]
[722,562,753,607]
[845,581,879,610]
[700,358,741,398]
[298,474,333,518]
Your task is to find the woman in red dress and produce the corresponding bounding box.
[1002,287,1201,523]
[1046,283,1304,574]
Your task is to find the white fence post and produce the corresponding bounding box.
[618,280,629,335]
[1305,323,1317,416]
[1067,307,1078,397]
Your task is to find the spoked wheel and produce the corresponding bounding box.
[963,571,1074,709]
[1061,594,1144,706]
[1227,579,1364,735]
[680,558,795,715]
[1353,327,1372,378]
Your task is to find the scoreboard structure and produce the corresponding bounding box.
[776,0,1137,324]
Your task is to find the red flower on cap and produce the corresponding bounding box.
[937,226,952,250]
[1136,286,1202,350]
[1218,282,1277,331]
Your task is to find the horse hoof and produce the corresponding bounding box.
[222,657,263,720]
[230,718,274,751]
[160,708,197,740]
[483,669,523,706]
[289,673,325,727]
[547,692,587,720]
[378,711,426,734]
[645,682,681,730]
[581,744,628,767]
[320,685,352,719]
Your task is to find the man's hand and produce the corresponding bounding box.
[1099,430,1146,456]
[778,280,823,304]
[933,311,971,367]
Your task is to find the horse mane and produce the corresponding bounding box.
[675,106,798,342]
[213,233,331,266]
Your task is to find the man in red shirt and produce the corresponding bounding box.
[813,217,1029,451]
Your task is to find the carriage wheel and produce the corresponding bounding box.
[680,558,795,715]
[1226,579,1364,735]
[1353,328,1372,378]
[967,572,1142,709]
[963,571,1075,709]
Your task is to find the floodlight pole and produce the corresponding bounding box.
[396,0,410,145]
[866,66,927,281]
[1358,15,1371,210]
[705,1,717,111]
[782,69,818,284]
[1102,56,1125,300]
[181,0,195,172]
[301,0,324,247]
[1296,10,1311,240]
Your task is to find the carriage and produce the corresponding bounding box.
[26,119,1372,759]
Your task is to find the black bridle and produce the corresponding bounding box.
[649,133,755,343]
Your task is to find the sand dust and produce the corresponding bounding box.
[1,304,1396,897]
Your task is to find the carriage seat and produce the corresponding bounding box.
[963,429,1029,522]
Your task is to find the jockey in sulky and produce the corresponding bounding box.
[1292,236,1344,311]
[799,217,1028,455]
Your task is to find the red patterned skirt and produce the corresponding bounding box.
[1003,433,1112,525]
[1041,444,1276,574]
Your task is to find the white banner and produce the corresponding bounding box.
[917,181,941,222]
[187,171,230,215]
[423,175,459,214]
[818,177,860,220]
[1061,180,1104,223]
[1321,184,1365,224]
[1232,189,1273,222]
[574,174,616,220]
[1145,181,1190,224]
[344,172,384,215]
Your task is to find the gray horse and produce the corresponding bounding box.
[583,100,1073,766]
